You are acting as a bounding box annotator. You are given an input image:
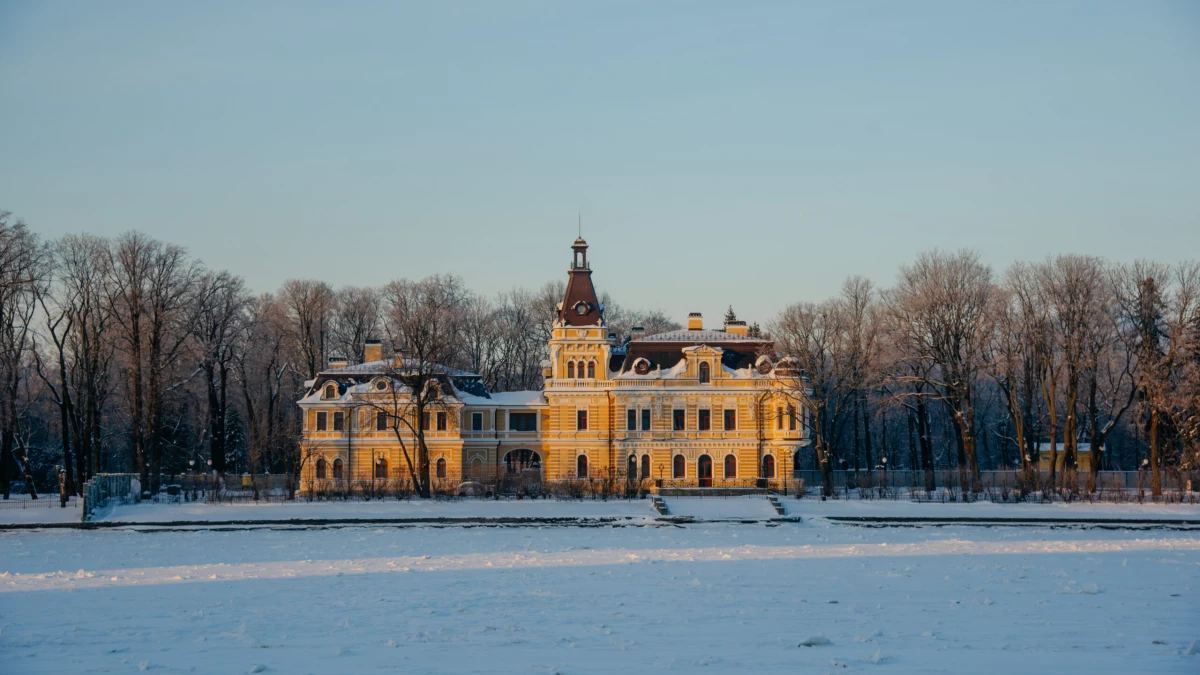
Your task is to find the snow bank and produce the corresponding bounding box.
[662,496,779,520]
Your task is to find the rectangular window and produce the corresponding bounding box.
[776,407,783,430]
[724,409,736,431]
[316,411,327,431]
[472,412,483,431]
[627,408,636,431]
[698,409,711,431]
[437,411,447,431]
[376,411,387,431]
[641,408,651,431]
[788,405,797,431]
[673,409,685,431]
[332,411,344,431]
[577,409,588,431]
[421,411,430,431]
[509,412,537,431]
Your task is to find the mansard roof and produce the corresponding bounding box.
[615,329,771,375]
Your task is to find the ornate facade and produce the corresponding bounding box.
[298,238,808,490]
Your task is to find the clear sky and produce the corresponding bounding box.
[1,1,1197,326]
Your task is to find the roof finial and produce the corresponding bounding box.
[577,212,581,238]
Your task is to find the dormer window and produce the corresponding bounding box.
[574,301,589,316]
[375,380,387,392]
[698,362,710,384]
[323,384,336,400]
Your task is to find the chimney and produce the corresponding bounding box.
[687,312,703,331]
[725,320,748,337]
[364,339,382,363]
[629,325,645,341]
[327,355,348,370]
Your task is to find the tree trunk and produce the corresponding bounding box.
[916,396,935,492]
[1149,407,1161,496]
[862,394,874,486]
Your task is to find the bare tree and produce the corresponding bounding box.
[0,211,44,498]
[886,250,994,492]
[772,298,856,497]
[280,279,335,379]
[366,274,469,498]
[329,286,380,363]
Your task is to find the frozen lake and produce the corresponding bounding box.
[2,520,1197,673]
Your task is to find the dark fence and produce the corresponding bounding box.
[790,469,1200,503]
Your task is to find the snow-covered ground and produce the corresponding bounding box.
[0,495,81,525]
[2,520,1197,673]
[92,498,658,523]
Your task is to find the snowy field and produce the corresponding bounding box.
[2,519,1198,674]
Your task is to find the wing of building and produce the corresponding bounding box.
[298,237,810,491]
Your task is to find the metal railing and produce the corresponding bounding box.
[82,474,141,521]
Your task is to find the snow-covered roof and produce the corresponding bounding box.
[635,329,767,343]
[318,358,477,379]
[456,390,547,407]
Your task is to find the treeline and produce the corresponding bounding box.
[772,251,1200,497]
[2,209,1197,498]
[0,210,679,498]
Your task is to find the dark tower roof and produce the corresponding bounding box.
[559,237,604,327]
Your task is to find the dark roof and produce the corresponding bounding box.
[616,334,769,374]
[559,267,603,326]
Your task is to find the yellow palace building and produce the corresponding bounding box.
[298,237,809,491]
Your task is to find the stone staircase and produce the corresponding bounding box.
[766,494,786,516]
[650,496,670,516]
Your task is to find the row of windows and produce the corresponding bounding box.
[316,405,793,434]
[313,451,777,482]
[314,456,450,480]
[565,360,598,379]
[619,407,738,432]
[621,454,776,479]
[315,410,448,432]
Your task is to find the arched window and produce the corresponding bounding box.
[762,455,776,479]
[315,457,328,479]
[724,454,737,479]
[577,454,589,478]
[324,384,336,399]
[641,454,650,480]
[567,361,575,379]
[673,454,686,479]
[471,457,483,478]
[698,362,710,384]
[587,361,596,379]
[436,457,447,479]
[375,457,388,479]
[332,458,344,480]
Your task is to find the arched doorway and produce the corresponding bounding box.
[673,454,686,479]
[762,454,776,479]
[724,454,737,479]
[332,458,344,480]
[641,454,651,480]
[627,455,637,482]
[503,449,541,475]
[698,454,713,487]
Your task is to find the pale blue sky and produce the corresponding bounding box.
[1,1,1197,325]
